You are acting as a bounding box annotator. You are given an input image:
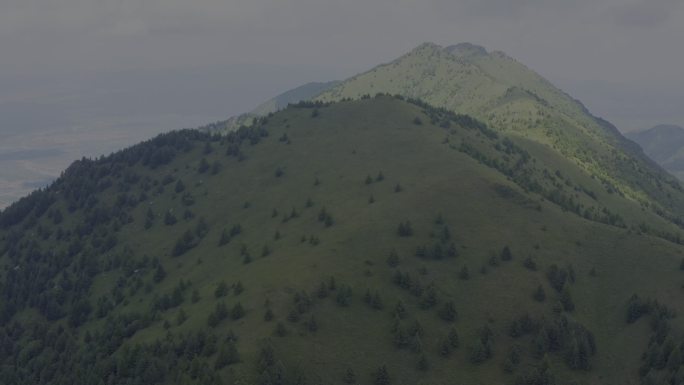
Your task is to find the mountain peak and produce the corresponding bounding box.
[445,42,489,56]
[409,42,490,57]
[410,42,444,54]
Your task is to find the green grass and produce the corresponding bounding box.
[315,43,684,229]
[3,96,684,384]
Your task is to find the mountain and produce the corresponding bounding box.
[250,81,341,116]
[200,81,339,133]
[627,125,684,179]
[315,44,684,229]
[2,45,684,385]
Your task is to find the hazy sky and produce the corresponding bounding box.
[2,0,684,132]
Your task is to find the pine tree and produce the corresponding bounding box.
[215,281,229,298]
[459,265,470,280]
[371,292,383,310]
[394,300,407,319]
[306,315,318,332]
[364,289,372,304]
[288,309,300,323]
[387,249,400,267]
[560,287,575,312]
[243,253,252,264]
[420,286,438,309]
[533,285,546,302]
[374,365,391,385]
[176,308,187,325]
[343,368,356,384]
[211,161,221,175]
[336,285,352,306]
[275,322,288,337]
[397,221,413,237]
[439,338,452,357]
[144,208,154,229]
[264,308,274,322]
[230,224,242,237]
[448,327,460,348]
[231,303,245,320]
[154,264,167,283]
[234,281,244,295]
[198,157,210,173]
[417,354,429,371]
[219,229,231,246]
[175,180,186,193]
[214,341,240,369]
[501,246,513,261]
[164,211,177,226]
[439,301,457,322]
[261,245,271,257]
[317,281,329,298]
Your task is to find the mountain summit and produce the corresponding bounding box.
[446,42,489,56]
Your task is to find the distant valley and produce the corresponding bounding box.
[627,125,684,180]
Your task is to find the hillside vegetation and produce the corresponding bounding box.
[316,43,684,231]
[2,96,684,385]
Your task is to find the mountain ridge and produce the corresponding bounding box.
[315,42,684,229]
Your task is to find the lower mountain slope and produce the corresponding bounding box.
[1,96,684,385]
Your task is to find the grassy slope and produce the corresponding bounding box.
[4,97,684,384]
[315,43,684,227]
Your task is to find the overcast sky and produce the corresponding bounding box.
[1,0,683,139]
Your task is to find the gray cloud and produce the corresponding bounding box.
[610,0,682,28]
[0,0,682,132]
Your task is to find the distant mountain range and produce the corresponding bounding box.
[627,124,684,179]
[200,81,339,132]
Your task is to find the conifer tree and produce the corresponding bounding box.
[533,285,546,302]
[343,368,356,384]
[374,365,391,385]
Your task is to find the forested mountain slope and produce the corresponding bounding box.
[1,96,684,385]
